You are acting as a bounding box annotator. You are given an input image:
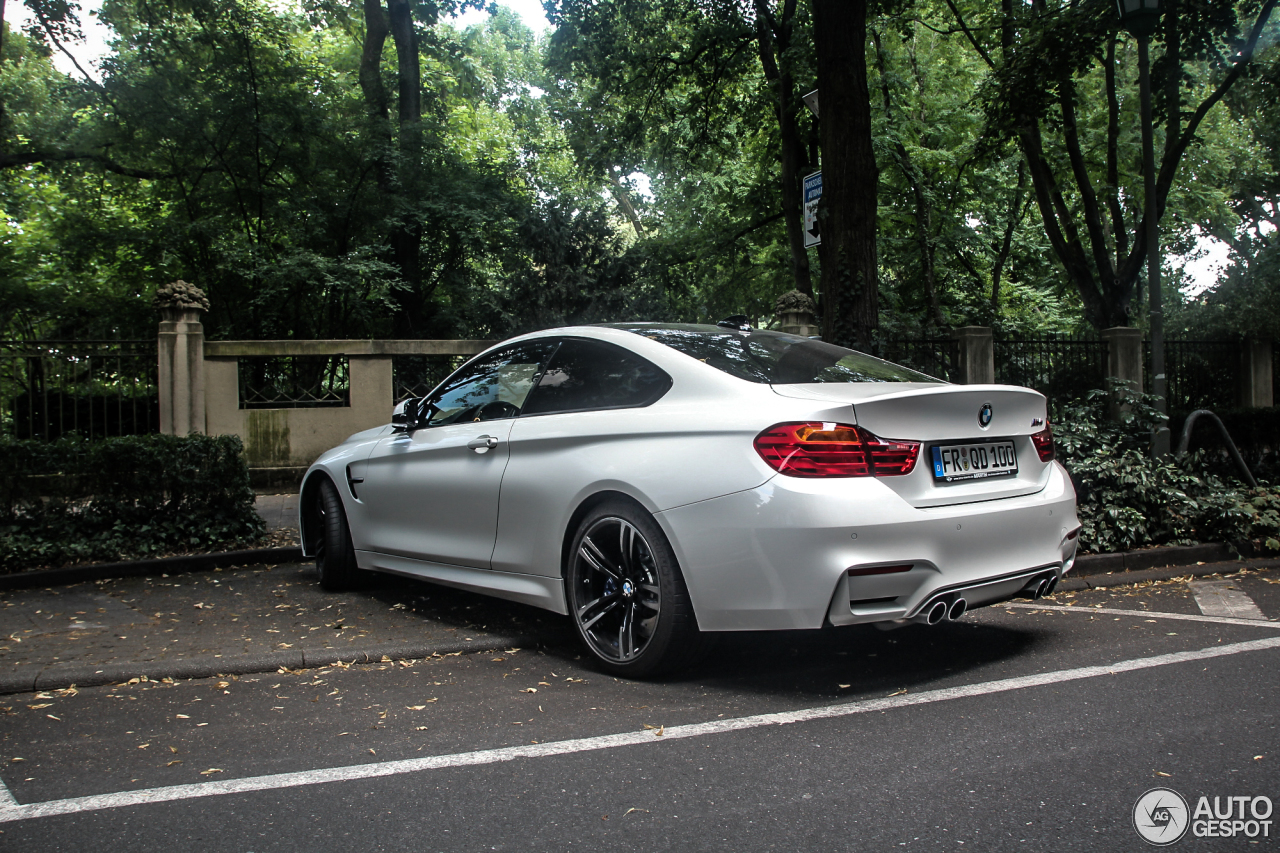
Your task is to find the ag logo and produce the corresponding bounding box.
[978,403,993,429]
[1134,787,1190,845]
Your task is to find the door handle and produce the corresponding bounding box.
[467,435,499,453]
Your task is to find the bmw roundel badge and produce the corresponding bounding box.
[978,403,993,428]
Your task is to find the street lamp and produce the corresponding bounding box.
[1116,0,1171,458]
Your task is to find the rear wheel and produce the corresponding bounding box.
[314,477,362,591]
[566,500,702,678]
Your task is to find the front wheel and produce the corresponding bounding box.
[566,500,702,678]
[314,477,362,591]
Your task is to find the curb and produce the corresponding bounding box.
[0,634,531,696]
[1057,557,1280,593]
[0,546,304,592]
[0,541,1246,593]
[1071,542,1236,577]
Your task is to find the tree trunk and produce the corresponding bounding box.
[754,0,812,296]
[387,0,423,335]
[811,0,878,350]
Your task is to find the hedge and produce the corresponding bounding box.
[1056,382,1280,554]
[0,433,266,573]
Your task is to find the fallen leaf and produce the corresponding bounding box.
[169,747,178,754]
[1255,755,1265,760]
[137,744,150,749]
[46,714,60,721]
[200,768,223,776]
[520,688,538,694]
[623,808,650,816]
[1156,771,1172,777]
[838,684,851,689]
[27,704,51,710]
[166,760,182,766]
[175,714,190,719]
[407,705,427,711]
[368,749,376,755]
[888,689,908,697]
[414,726,428,731]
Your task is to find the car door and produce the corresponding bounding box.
[355,340,558,568]
[491,337,674,577]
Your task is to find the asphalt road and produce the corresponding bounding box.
[2,568,1278,852]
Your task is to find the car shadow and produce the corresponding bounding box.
[353,570,1046,701]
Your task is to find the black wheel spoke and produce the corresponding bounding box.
[579,535,621,581]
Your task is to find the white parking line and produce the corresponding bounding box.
[1006,602,1280,628]
[1188,579,1268,620]
[3,635,1279,824]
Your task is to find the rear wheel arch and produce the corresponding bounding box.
[560,490,651,580]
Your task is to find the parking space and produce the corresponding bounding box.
[0,567,1277,850]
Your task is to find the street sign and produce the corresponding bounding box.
[803,171,822,248]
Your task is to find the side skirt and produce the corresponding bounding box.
[354,551,569,616]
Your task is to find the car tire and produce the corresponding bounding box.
[315,477,362,591]
[566,499,703,678]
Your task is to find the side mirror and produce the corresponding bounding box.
[392,397,426,430]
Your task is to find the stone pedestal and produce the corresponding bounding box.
[158,306,206,435]
[1241,339,1273,408]
[1100,327,1144,395]
[953,326,994,385]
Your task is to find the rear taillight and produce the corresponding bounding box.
[1031,423,1055,462]
[753,422,920,478]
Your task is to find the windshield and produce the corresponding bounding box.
[612,324,941,385]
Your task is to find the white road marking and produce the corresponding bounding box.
[1188,579,1267,620]
[3,635,1279,824]
[1006,602,1279,628]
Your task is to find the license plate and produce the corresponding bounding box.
[931,440,1018,483]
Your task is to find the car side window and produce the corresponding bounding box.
[424,341,557,426]
[522,338,672,416]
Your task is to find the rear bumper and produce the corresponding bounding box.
[656,462,1079,631]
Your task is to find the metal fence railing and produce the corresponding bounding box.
[994,335,1108,416]
[237,355,350,409]
[0,340,159,440]
[1148,339,1241,413]
[392,354,468,403]
[875,338,959,382]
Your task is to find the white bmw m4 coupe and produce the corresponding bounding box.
[300,322,1080,676]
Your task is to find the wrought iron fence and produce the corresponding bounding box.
[994,335,1108,416]
[238,356,350,409]
[1149,339,1241,413]
[874,338,959,382]
[392,354,468,402]
[0,340,159,440]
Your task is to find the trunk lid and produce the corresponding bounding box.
[772,383,1053,508]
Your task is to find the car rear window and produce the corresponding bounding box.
[523,338,672,415]
[613,324,940,384]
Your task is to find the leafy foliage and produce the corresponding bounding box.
[1056,380,1280,553]
[0,433,266,572]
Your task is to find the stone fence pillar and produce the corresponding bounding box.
[953,326,993,385]
[1100,327,1144,395]
[156,280,209,435]
[1241,339,1273,408]
[774,289,819,337]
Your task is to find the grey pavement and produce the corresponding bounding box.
[0,569,1277,851]
[254,493,300,535]
[0,561,562,695]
